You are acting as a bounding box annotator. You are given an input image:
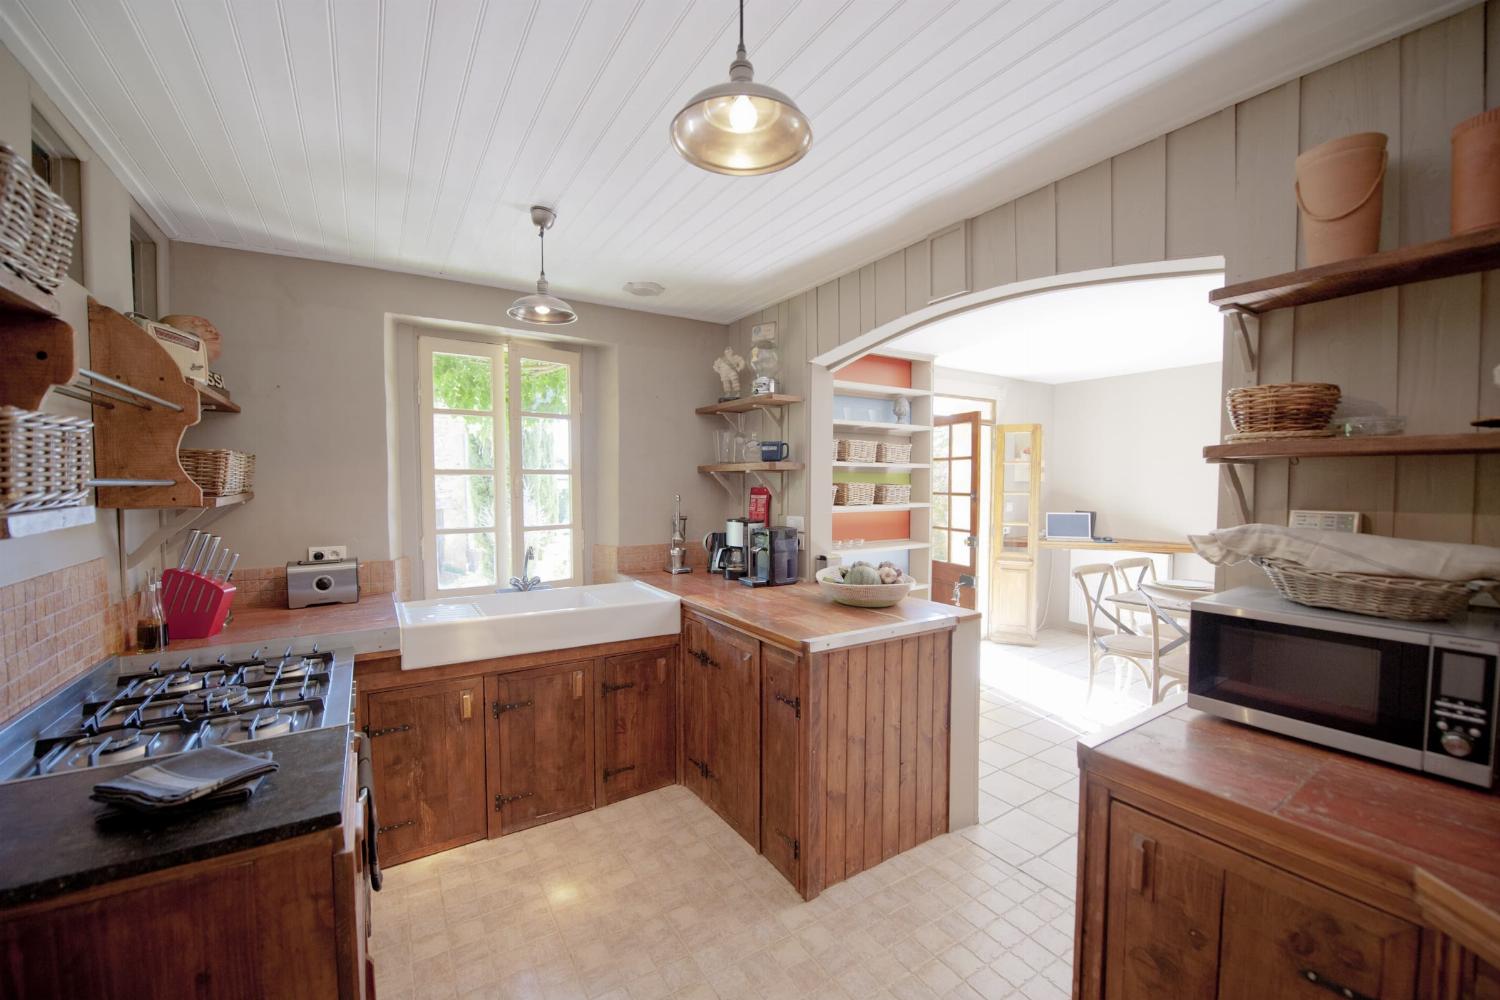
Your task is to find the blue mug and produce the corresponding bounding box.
[759,440,790,462]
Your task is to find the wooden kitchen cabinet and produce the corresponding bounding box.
[681,612,761,846]
[597,648,677,805]
[761,643,802,884]
[365,675,487,866]
[486,660,595,836]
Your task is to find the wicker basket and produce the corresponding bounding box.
[816,567,915,608]
[1227,383,1341,435]
[875,483,912,504]
[837,438,878,463]
[180,448,256,497]
[1255,557,1485,621]
[0,145,34,261]
[834,481,876,506]
[0,406,93,515]
[877,441,913,463]
[20,176,76,292]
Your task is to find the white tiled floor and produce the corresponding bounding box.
[369,629,1149,1000]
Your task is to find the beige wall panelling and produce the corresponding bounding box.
[969,202,1017,291]
[838,272,861,345]
[858,263,877,335]
[1165,107,1234,260]
[874,251,907,327]
[1482,0,1500,546]
[817,280,841,357]
[1055,161,1112,274]
[1110,138,1166,266]
[802,289,820,365]
[1394,9,1486,542]
[927,222,969,302]
[1015,185,1057,281]
[904,240,931,314]
[1230,81,1301,538]
[1289,41,1403,537]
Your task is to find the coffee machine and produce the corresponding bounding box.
[741,525,799,587]
[710,517,758,579]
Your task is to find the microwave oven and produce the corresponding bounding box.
[1188,587,1500,788]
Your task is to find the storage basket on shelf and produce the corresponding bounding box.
[0,406,93,515]
[834,481,875,506]
[0,143,77,293]
[876,441,913,463]
[0,145,34,262]
[836,438,878,463]
[179,448,256,497]
[1226,382,1341,440]
[874,483,912,504]
[1254,557,1487,621]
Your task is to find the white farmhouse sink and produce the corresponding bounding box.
[396,581,681,670]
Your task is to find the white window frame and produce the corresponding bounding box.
[418,335,583,596]
[508,339,584,587]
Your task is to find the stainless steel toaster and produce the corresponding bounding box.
[286,558,360,609]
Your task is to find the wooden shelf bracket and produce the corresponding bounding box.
[1221,465,1252,524]
[1227,307,1259,375]
[122,505,233,570]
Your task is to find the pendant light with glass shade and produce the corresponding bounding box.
[508,205,577,325]
[671,0,812,176]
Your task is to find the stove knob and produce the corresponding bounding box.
[1470,727,1483,739]
[1436,719,1449,731]
[1441,731,1474,758]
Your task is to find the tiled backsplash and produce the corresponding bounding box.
[233,558,411,608]
[591,544,708,583]
[0,558,120,725]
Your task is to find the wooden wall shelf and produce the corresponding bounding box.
[197,384,240,413]
[695,394,802,416]
[697,462,804,474]
[1210,225,1500,315]
[0,268,60,319]
[1204,432,1500,463]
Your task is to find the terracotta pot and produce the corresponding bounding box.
[1295,132,1387,265]
[1452,109,1500,235]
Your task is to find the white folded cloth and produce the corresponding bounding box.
[1189,524,1500,582]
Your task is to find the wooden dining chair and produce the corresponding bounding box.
[1112,557,1158,631]
[1073,563,1157,700]
[1139,581,1202,703]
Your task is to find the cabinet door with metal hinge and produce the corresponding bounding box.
[364,676,487,866]
[597,646,677,805]
[761,643,802,887]
[680,617,714,808]
[485,661,595,837]
[703,615,761,847]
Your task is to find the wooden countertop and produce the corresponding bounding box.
[164,594,401,658]
[1080,702,1500,966]
[628,572,979,653]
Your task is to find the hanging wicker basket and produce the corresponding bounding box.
[1255,557,1489,621]
[0,406,93,515]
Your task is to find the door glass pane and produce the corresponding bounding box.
[932,527,949,562]
[524,528,573,581]
[437,532,496,589]
[520,357,570,414]
[951,424,972,458]
[1004,430,1033,462]
[523,474,572,526]
[1001,524,1030,555]
[931,461,949,492]
[1003,461,1031,492]
[433,414,494,470]
[932,494,949,528]
[431,352,493,410]
[522,416,569,470]
[1002,494,1030,526]
[951,500,971,532]
[932,425,950,458]
[434,474,496,529]
[951,459,972,494]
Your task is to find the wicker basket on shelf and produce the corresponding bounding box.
[877,441,913,463]
[837,438,878,463]
[1255,557,1487,621]
[1226,383,1340,437]
[0,406,93,515]
[0,144,77,293]
[875,483,912,504]
[0,145,34,262]
[834,481,876,506]
[179,448,256,497]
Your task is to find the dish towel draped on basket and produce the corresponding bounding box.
[1189,524,1500,582]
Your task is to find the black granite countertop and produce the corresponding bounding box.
[0,725,351,909]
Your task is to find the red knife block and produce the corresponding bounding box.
[161,568,236,640]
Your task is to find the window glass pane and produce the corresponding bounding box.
[932,527,949,562]
[932,425,950,458]
[433,414,494,469]
[951,423,972,457]
[951,500,971,532]
[931,462,948,493]
[521,416,569,470]
[932,494,949,528]
[434,474,495,529]
[952,459,972,494]
[1004,430,1033,462]
[525,529,573,581]
[432,352,493,410]
[523,474,572,526]
[437,532,496,589]
[521,357,570,414]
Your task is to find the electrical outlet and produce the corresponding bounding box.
[307,545,348,562]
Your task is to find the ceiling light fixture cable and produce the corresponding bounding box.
[508,206,578,325]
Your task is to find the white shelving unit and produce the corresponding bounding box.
[832,419,931,435]
[832,380,935,399]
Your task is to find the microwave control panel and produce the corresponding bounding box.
[1428,646,1496,766]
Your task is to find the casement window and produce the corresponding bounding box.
[418,336,582,595]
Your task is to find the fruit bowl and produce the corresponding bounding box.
[815,567,915,608]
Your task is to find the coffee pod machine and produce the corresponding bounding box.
[741,525,799,587]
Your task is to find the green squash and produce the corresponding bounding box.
[845,564,884,586]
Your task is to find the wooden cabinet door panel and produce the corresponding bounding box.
[681,618,712,806]
[705,616,761,845]
[1218,862,1419,1000]
[489,662,594,836]
[761,643,801,885]
[366,675,486,864]
[1105,803,1223,1000]
[599,647,677,805]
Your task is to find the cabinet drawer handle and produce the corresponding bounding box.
[368,724,411,738]
[460,691,472,720]
[573,670,584,699]
[1299,969,1375,1000]
[1128,833,1154,899]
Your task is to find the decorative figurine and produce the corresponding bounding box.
[713,347,746,400]
[892,394,911,424]
[749,322,780,396]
